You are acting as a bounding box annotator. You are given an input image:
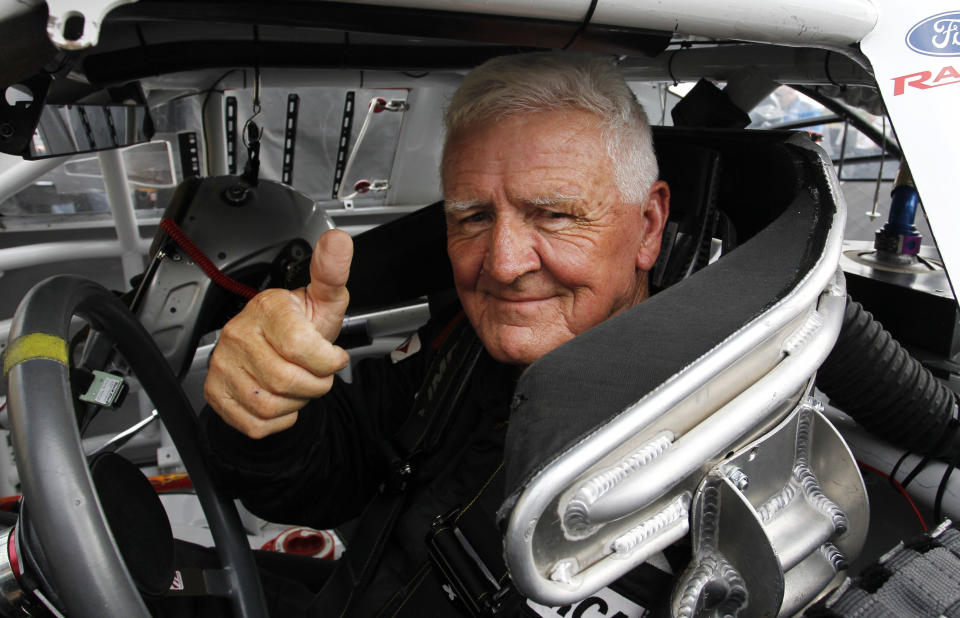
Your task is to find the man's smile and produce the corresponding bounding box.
[485,292,554,303]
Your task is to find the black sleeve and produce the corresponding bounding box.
[198,323,438,529]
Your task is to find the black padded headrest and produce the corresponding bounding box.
[346,200,452,312]
[502,130,833,504]
[651,141,721,287]
[343,128,808,313]
[652,127,807,239]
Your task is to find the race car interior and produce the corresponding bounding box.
[1,1,958,617]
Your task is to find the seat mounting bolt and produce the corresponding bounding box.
[724,466,749,492]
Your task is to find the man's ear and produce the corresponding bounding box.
[636,180,670,272]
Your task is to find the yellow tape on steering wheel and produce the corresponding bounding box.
[3,332,69,377]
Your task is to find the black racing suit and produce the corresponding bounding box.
[198,316,675,616]
[199,315,518,615]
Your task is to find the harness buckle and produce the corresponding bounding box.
[426,508,517,616]
[384,461,414,494]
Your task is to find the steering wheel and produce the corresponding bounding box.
[3,275,268,617]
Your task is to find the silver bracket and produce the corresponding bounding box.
[45,0,138,50]
[380,99,410,112]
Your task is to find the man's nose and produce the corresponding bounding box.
[483,217,540,283]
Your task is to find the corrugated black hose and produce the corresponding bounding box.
[816,296,960,460]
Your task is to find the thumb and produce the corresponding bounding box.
[305,229,353,340]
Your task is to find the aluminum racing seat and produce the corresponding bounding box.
[499,128,867,618]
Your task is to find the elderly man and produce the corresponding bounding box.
[200,52,669,616]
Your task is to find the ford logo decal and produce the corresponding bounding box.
[907,11,960,56]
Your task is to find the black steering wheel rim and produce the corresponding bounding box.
[3,275,268,617]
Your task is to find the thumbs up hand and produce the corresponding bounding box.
[204,230,353,438]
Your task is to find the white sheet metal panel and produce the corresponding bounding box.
[336,0,877,48]
[595,0,877,48]
[386,87,451,206]
[45,0,137,49]
[861,0,960,301]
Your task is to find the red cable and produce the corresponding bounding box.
[160,218,259,300]
[858,461,928,532]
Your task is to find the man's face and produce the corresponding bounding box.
[443,110,669,366]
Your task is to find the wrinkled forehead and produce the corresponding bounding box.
[442,113,614,205]
[443,108,608,158]
[440,110,612,192]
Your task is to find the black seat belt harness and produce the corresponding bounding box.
[316,314,485,616]
[426,500,518,616]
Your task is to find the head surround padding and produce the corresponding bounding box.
[500,128,832,511]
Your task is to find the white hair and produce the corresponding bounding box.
[442,52,658,204]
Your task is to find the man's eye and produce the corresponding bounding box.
[539,209,573,221]
[461,212,490,224]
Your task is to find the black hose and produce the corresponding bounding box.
[816,296,959,459]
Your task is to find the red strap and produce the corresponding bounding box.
[159,218,259,300]
[431,311,466,351]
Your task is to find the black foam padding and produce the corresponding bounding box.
[502,134,834,504]
[90,452,176,598]
[651,127,807,240]
[653,142,721,286]
[341,128,806,314]
[346,201,453,312]
[670,78,751,129]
